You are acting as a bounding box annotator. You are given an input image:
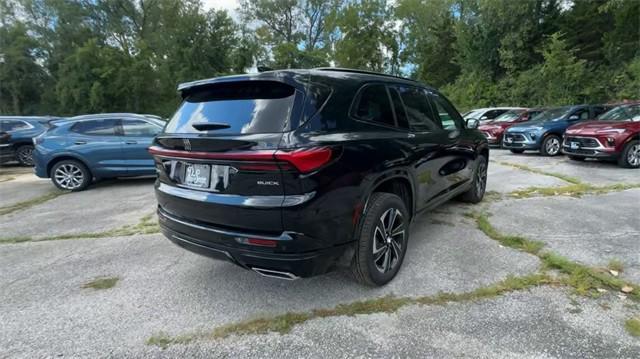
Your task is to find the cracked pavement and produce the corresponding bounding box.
[0,150,638,358]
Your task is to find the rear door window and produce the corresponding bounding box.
[71,119,118,136]
[351,84,395,127]
[166,81,299,134]
[122,119,162,137]
[395,86,440,131]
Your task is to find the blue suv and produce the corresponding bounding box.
[0,116,61,165]
[503,105,609,156]
[33,113,164,191]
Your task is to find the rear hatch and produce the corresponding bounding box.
[151,80,307,233]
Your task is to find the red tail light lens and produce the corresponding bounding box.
[275,147,333,173]
[148,146,333,173]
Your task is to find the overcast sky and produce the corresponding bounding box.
[202,0,239,14]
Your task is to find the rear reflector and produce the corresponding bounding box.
[235,237,278,247]
[148,146,333,173]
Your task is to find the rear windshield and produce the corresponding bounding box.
[165,81,298,134]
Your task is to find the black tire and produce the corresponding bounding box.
[618,140,640,168]
[459,155,488,204]
[16,145,35,166]
[50,159,92,191]
[351,193,409,286]
[568,155,585,161]
[540,135,561,156]
[510,149,525,154]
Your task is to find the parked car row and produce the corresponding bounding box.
[470,103,640,168]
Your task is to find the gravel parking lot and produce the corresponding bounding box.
[1,150,639,358]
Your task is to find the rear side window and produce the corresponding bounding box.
[122,119,162,136]
[430,93,463,130]
[351,84,395,127]
[395,86,440,131]
[166,81,298,134]
[71,119,118,136]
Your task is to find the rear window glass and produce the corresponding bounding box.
[71,119,117,136]
[351,84,395,127]
[165,81,298,134]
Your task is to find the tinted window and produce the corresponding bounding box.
[593,106,609,116]
[71,119,118,136]
[352,84,395,127]
[1,120,30,131]
[122,119,162,136]
[599,105,640,122]
[483,110,504,120]
[430,94,463,130]
[389,89,409,129]
[396,86,440,131]
[572,108,590,120]
[166,81,298,134]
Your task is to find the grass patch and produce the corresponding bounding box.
[608,259,624,273]
[625,317,640,337]
[0,213,159,244]
[470,210,639,301]
[82,276,119,290]
[147,273,553,348]
[497,161,581,184]
[509,183,640,198]
[540,252,639,300]
[0,190,68,216]
[471,211,544,254]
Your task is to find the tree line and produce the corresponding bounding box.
[0,0,638,117]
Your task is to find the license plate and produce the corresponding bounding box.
[183,163,211,189]
[570,142,579,150]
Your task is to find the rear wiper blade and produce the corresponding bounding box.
[192,122,231,131]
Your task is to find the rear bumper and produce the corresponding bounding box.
[158,206,351,278]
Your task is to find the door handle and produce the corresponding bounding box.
[125,140,138,145]
[74,140,87,145]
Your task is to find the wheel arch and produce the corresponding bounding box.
[46,154,92,178]
[365,171,415,219]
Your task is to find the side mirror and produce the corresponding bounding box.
[466,118,480,129]
[568,115,580,121]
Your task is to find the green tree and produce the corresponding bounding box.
[332,0,395,72]
[0,22,49,114]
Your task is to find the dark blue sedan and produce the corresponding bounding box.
[33,113,164,191]
[502,105,610,156]
[0,116,61,165]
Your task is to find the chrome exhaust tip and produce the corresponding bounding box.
[252,267,299,280]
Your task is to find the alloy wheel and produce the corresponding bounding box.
[628,144,640,167]
[54,164,84,190]
[17,147,34,166]
[372,208,405,273]
[546,137,560,155]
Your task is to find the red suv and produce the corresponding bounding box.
[478,108,544,147]
[563,103,640,168]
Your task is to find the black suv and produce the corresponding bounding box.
[150,68,489,286]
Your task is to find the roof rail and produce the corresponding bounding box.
[313,67,417,83]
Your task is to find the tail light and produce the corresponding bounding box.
[274,147,333,173]
[148,146,333,173]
